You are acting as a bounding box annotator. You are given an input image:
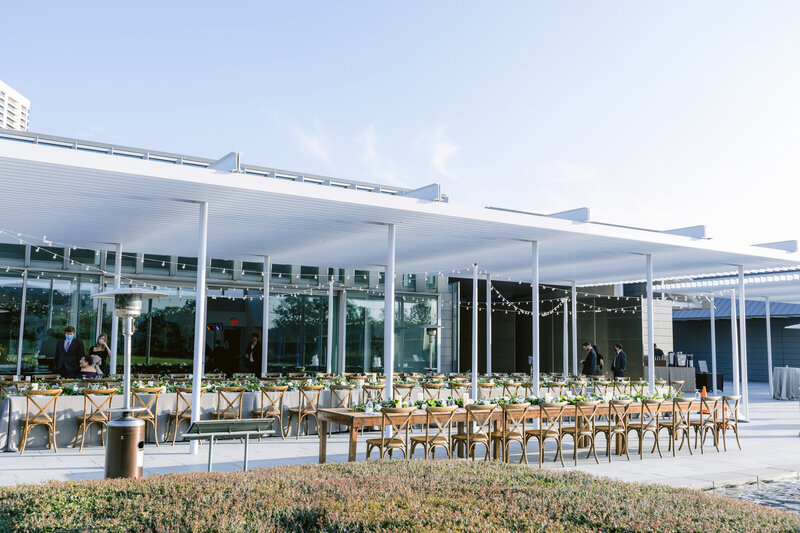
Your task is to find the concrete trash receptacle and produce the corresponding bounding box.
[105,416,145,479]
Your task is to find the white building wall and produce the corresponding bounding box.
[0,80,30,131]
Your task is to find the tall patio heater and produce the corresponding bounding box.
[91,287,166,478]
[422,324,442,373]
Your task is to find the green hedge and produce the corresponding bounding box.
[1,461,797,532]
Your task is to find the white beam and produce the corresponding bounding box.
[384,224,396,402]
[710,295,717,394]
[338,288,347,373]
[562,298,568,375]
[730,289,740,398]
[738,265,750,419]
[15,269,28,376]
[571,281,578,377]
[486,272,492,376]
[436,294,443,373]
[190,201,208,455]
[765,297,773,397]
[646,254,655,394]
[531,242,540,396]
[327,279,334,374]
[109,243,122,375]
[261,255,270,376]
[472,263,479,399]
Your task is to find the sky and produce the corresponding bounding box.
[3,1,800,245]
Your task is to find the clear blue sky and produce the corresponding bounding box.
[4,1,800,244]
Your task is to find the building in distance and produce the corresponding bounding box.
[0,80,30,131]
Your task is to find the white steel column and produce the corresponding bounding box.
[571,281,578,377]
[485,273,492,376]
[562,298,568,375]
[338,288,347,373]
[384,224,396,401]
[710,295,718,394]
[190,202,209,455]
[261,255,270,377]
[94,275,104,341]
[646,254,655,394]
[730,289,740,398]
[471,263,479,399]
[15,269,28,375]
[436,294,443,372]
[326,279,334,374]
[109,243,122,375]
[738,266,750,419]
[765,297,773,397]
[531,242,540,396]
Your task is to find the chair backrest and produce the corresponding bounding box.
[263,372,282,378]
[668,398,694,429]
[477,382,494,399]
[169,373,190,379]
[1,380,26,399]
[22,389,62,425]
[215,386,246,418]
[522,381,536,398]
[136,373,158,380]
[82,388,117,422]
[629,381,648,395]
[538,402,568,434]
[425,405,457,443]
[449,382,470,398]
[232,373,255,379]
[260,385,288,414]
[363,384,385,403]
[132,387,163,419]
[380,407,416,445]
[568,381,587,397]
[722,395,740,423]
[298,385,325,411]
[287,372,307,379]
[175,387,202,418]
[500,403,529,437]
[593,381,610,395]
[465,404,496,438]
[638,399,663,428]
[670,380,685,393]
[204,373,225,379]
[572,401,601,435]
[329,384,355,408]
[607,400,631,431]
[546,382,566,398]
[503,381,523,398]
[393,383,415,402]
[422,383,445,400]
[698,396,721,426]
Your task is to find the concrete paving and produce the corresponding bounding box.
[1,382,798,489]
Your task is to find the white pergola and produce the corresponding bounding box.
[657,270,800,418]
[2,134,800,450]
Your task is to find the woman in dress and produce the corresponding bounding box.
[88,333,111,375]
[78,355,98,379]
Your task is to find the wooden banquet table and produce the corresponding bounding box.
[317,402,690,464]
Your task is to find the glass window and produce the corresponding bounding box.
[354,270,369,287]
[142,254,171,275]
[402,274,416,290]
[0,270,23,373]
[267,293,332,373]
[272,264,291,283]
[176,256,197,276]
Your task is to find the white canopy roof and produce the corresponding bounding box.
[657,271,800,305]
[2,132,799,286]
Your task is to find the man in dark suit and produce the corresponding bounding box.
[243,333,262,375]
[612,343,627,378]
[580,341,596,376]
[54,326,85,378]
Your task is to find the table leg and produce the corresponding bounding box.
[348,425,358,462]
[457,422,465,458]
[492,420,500,459]
[319,420,328,464]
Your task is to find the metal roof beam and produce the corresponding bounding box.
[754,240,798,252]
[547,207,590,223]
[663,225,707,239]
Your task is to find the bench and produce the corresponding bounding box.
[183,419,274,472]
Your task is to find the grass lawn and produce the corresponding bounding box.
[1,461,798,532]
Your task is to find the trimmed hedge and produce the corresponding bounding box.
[1,461,798,532]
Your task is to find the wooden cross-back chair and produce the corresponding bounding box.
[568,380,587,397]
[525,402,568,467]
[560,401,601,466]
[393,383,415,403]
[410,405,457,459]
[690,396,721,454]
[718,395,742,451]
[477,382,495,400]
[491,403,529,464]
[452,404,496,461]
[422,383,445,401]
[545,382,566,398]
[211,386,246,420]
[286,385,324,439]
[366,407,416,459]
[594,400,632,462]
[593,381,611,395]
[363,384,385,403]
[502,381,523,398]
[166,387,204,445]
[656,398,694,457]
[73,388,117,451]
[627,399,663,459]
[329,384,356,434]
[19,389,62,454]
[252,385,288,439]
[132,387,163,446]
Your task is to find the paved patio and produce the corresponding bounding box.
[1,382,797,489]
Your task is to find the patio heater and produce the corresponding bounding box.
[90,287,166,479]
[422,324,442,373]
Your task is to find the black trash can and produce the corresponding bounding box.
[105,416,145,479]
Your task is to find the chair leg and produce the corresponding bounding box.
[153,420,160,447]
[72,420,82,448]
[653,431,663,458]
[49,425,57,453]
[18,424,30,455]
[277,415,285,440]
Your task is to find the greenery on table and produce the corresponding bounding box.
[1,461,797,532]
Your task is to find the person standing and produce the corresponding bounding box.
[243,333,262,374]
[88,333,111,375]
[653,343,665,361]
[54,326,85,378]
[612,343,627,378]
[580,342,597,376]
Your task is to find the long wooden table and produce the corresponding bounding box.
[317,402,695,464]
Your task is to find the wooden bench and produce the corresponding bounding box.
[182,419,273,472]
